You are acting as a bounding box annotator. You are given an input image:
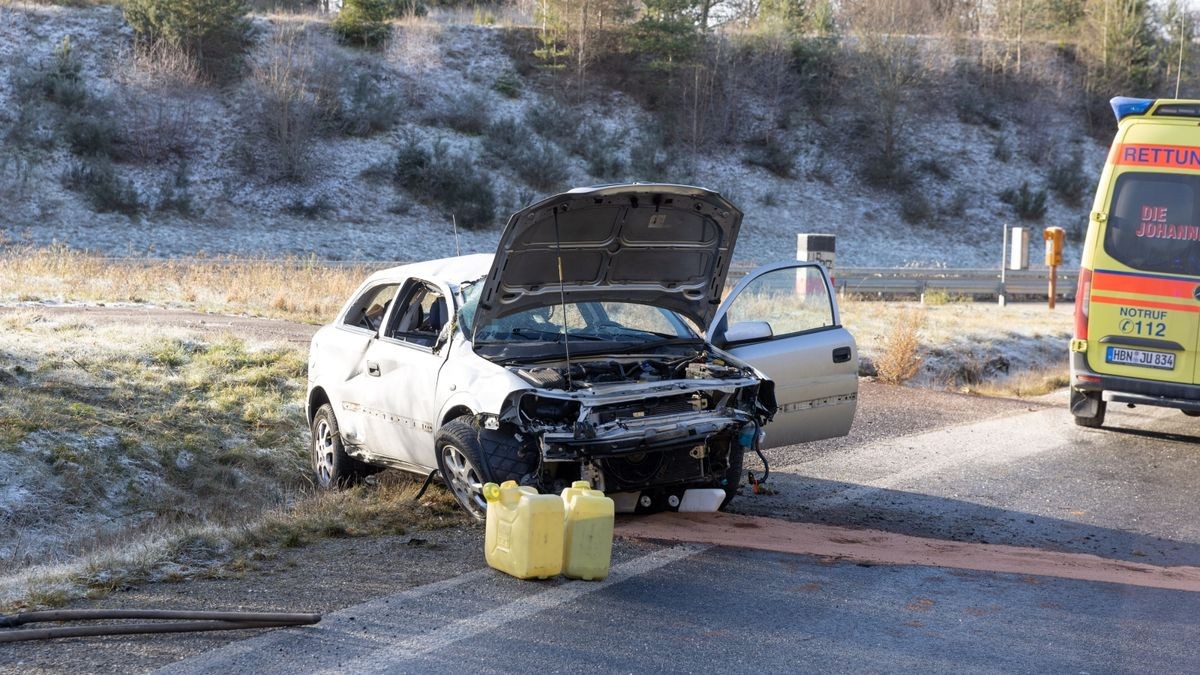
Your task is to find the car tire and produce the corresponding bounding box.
[719,444,745,510]
[435,420,495,521]
[1070,389,1106,428]
[1183,410,1200,417]
[311,404,367,489]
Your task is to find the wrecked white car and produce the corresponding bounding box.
[306,184,857,518]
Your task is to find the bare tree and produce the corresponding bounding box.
[843,0,933,187]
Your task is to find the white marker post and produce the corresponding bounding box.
[796,233,836,296]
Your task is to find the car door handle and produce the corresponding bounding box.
[367,361,381,377]
[832,347,852,364]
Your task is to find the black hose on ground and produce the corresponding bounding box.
[0,609,320,643]
[414,469,440,500]
[753,439,770,485]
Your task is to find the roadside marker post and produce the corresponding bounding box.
[1043,227,1065,310]
[796,233,835,296]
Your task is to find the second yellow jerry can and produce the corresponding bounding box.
[561,480,615,581]
[483,481,564,580]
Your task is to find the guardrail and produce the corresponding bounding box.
[828,267,1078,300]
[82,257,1076,300]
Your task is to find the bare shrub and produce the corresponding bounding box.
[999,181,1048,221]
[745,136,793,177]
[438,89,492,135]
[1048,149,1087,207]
[843,0,932,191]
[61,159,143,216]
[516,138,569,190]
[114,40,204,92]
[155,162,194,216]
[119,100,197,163]
[386,13,444,73]
[524,97,579,145]
[482,115,526,165]
[392,136,496,229]
[875,307,925,385]
[330,69,402,136]
[242,25,322,181]
[573,120,625,180]
[628,129,674,182]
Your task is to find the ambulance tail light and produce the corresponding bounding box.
[1074,268,1092,340]
[1110,97,1155,122]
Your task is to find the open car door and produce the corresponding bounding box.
[707,261,858,449]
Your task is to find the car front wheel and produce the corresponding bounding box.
[435,420,492,520]
[311,404,366,489]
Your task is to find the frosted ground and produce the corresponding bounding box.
[0,5,1106,269]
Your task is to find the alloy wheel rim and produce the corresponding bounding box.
[441,444,486,517]
[314,418,336,487]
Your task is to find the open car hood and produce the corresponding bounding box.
[472,184,743,332]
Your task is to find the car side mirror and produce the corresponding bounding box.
[723,320,773,344]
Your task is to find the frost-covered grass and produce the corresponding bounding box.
[0,312,463,610]
[1,473,462,611]
[842,300,1074,393]
[0,245,368,323]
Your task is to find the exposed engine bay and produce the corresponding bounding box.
[491,350,777,510]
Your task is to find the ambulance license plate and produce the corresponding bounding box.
[1106,346,1176,370]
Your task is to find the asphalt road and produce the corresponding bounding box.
[141,389,1200,674]
[5,307,1200,673]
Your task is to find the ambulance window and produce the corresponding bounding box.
[1104,173,1200,276]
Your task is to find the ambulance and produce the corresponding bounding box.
[1071,97,1200,427]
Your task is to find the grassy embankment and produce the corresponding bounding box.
[0,292,462,611]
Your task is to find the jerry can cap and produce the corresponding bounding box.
[483,482,501,502]
[571,480,591,489]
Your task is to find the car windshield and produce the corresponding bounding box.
[459,284,700,358]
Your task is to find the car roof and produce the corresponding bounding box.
[362,253,495,287]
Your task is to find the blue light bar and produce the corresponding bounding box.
[1110,96,1155,122]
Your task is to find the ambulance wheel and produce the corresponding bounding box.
[1182,410,1200,417]
[1070,389,1106,428]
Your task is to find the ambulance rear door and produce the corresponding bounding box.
[1089,167,1200,385]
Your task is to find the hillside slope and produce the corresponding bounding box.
[0,5,1108,268]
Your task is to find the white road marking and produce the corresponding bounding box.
[327,544,710,674]
[157,567,495,674]
[159,545,708,674]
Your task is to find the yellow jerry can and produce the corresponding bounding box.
[560,480,615,581]
[483,481,564,580]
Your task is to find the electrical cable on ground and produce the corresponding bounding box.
[746,426,776,495]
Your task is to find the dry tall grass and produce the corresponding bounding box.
[0,246,370,323]
[874,306,925,384]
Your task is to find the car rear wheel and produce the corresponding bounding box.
[1182,410,1200,417]
[311,404,367,489]
[1070,389,1106,428]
